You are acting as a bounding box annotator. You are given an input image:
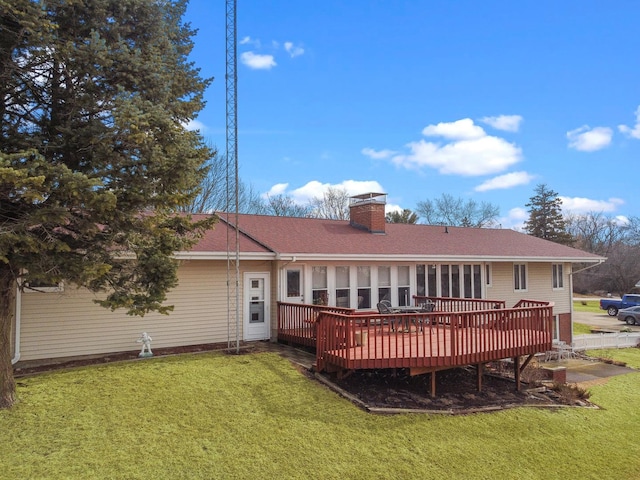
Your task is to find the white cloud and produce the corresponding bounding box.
[385,203,403,215]
[393,136,522,176]
[390,118,522,176]
[267,180,385,204]
[422,118,485,140]
[240,51,276,70]
[559,196,624,214]
[480,115,523,132]
[618,105,640,139]
[182,119,207,132]
[474,171,535,192]
[239,36,252,45]
[284,41,305,58]
[566,125,613,152]
[262,183,289,198]
[361,147,397,160]
[499,207,528,231]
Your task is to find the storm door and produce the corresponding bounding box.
[243,273,271,341]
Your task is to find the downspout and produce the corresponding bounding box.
[11,285,21,365]
[569,259,605,343]
[279,256,297,269]
[277,256,297,301]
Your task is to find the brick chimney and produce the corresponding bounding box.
[349,192,387,233]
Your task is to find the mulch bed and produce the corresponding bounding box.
[323,364,592,413]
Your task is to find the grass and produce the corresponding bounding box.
[586,348,640,369]
[573,299,602,314]
[2,351,640,479]
[572,322,593,335]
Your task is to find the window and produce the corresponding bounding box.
[286,270,300,297]
[473,265,482,299]
[427,265,437,296]
[312,266,328,305]
[378,266,391,303]
[463,265,473,299]
[416,264,426,297]
[451,265,460,297]
[335,266,350,308]
[24,280,64,293]
[440,265,450,297]
[357,266,371,309]
[552,264,564,289]
[398,266,410,306]
[553,315,560,341]
[514,264,527,291]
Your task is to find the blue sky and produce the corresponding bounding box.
[183,0,640,228]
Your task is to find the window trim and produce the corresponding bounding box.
[513,263,528,292]
[23,281,64,293]
[552,263,564,290]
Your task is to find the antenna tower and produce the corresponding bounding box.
[225,0,240,352]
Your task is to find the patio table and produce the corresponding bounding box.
[390,306,425,331]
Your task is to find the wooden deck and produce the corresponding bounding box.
[278,299,554,388]
[320,323,549,372]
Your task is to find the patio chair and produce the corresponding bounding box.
[418,300,435,312]
[377,301,402,332]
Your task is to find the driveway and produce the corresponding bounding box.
[572,309,640,332]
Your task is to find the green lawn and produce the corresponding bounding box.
[573,322,593,335]
[573,299,602,314]
[586,349,640,369]
[2,351,640,479]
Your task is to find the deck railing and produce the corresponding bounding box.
[315,302,554,373]
[277,302,355,347]
[412,295,506,312]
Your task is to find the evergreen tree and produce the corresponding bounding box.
[386,209,419,224]
[0,0,214,408]
[524,184,573,245]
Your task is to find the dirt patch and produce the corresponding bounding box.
[322,364,592,413]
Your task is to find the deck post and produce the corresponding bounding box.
[476,363,483,392]
[430,371,436,398]
[513,356,521,391]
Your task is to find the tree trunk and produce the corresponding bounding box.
[0,266,16,409]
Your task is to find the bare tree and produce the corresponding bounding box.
[566,213,640,295]
[565,212,623,256]
[416,193,499,227]
[309,187,350,220]
[181,149,264,214]
[599,243,640,297]
[258,194,311,217]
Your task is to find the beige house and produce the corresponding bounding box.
[11,193,604,365]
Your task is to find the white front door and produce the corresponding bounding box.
[243,273,271,341]
[285,266,304,303]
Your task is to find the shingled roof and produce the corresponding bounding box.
[183,213,604,264]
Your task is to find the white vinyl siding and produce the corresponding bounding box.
[489,262,571,314]
[19,260,268,362]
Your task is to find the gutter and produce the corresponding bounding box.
[11,285,21,365]
[571,259,606,275]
